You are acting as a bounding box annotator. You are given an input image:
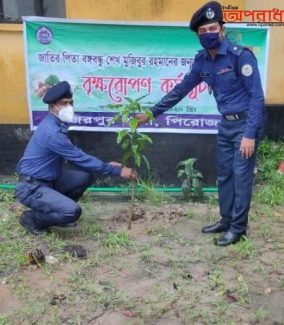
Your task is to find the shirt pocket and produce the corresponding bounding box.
[217,70,237,91]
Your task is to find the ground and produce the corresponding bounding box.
[0,191,283,325]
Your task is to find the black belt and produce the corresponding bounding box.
[222,111,247,121]
[18,175,53,185]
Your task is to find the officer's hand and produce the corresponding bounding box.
[109,161,122,167]
[240,137,255,159]
[120,167,137,181]
[136,114,149,126]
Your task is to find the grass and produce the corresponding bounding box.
[233,237,256,258]
[237,274,251,306]
[0,315,12,325]
[259,223,272,240]
[103,230,133,253]
[136,178,174,204]
[140,244,153,262]
[209,268,223,289]
[254,137,284,206]
[0,179,283,324]
[251,307,270,323]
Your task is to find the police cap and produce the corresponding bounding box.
[43,81,72,104]
[189,1,225,32]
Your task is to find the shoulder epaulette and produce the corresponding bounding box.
[194,49,206,60]
[228,43,244,56]
[228,42,255,57]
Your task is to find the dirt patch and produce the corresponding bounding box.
[25,268,52,290]
[251,291,284,324]
[0,283,21,313]
[112,204,188,225]
[91,310,134,325]
[1,199,283,324]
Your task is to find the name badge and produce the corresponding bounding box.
[217,67,234,75]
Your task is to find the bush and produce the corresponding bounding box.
[254,137,284,206]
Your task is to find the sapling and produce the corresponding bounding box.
[177,158,204,201]
[110,95,153,229]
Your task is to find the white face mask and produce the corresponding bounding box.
[57,105,74,123]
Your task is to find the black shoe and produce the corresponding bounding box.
[57,222,77,228]
[214,231,246,247]
[202,222,229,234]
[19,211,45,236]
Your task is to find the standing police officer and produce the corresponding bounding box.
[16,81,137,235]
[137,1,265,246]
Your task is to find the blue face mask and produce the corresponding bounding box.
[199,32,221,50]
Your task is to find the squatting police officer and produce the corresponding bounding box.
[16,81,137,235]
[137,1,265,246]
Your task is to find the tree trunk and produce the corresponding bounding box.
[128,180,136,230]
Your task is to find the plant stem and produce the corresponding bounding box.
[128,179,136,230]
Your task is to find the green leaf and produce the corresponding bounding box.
[137,141,145,151]
[141,155,150,170]
[134,152,141,167]
[177,170,186,178]
[121,139,130,150]
[117,129,128,143]
[195,172,203,179]
[124,97,134,104]
[129,118,138,131]
[122,115,129,124]
[140,134,153,144]
[122,151,132,165]
[176,161,186,169]
[145,110,154,120]
[107,103,123,109]
[132,144,138,154]
[108,116,120,126]
[134,94,148,103]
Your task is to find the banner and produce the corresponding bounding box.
[23,17,269,133]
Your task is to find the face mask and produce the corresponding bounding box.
[57,105,74,123]
[199,32,221,50]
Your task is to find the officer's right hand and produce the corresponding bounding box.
[120,167,137,181]
[136,114,149,126]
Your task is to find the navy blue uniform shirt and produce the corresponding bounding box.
[152,38,264,139]
[17,113,121,180]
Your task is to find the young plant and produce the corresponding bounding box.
[176,158,203,201]
[111,95,153,229]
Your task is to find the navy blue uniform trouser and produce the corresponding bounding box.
[15,170,93,229]
[217,118,261,234]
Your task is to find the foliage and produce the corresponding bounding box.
[0,190,15,202]
[177,158,204,201]
[110,95,153,229]
[255,173,284,206]
[256,137,284,182]
[254,137,284,206]
[111,95,153,169]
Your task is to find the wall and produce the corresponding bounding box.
[66,0,244,21]
[0,24,26,123]
[245,0,284,104]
